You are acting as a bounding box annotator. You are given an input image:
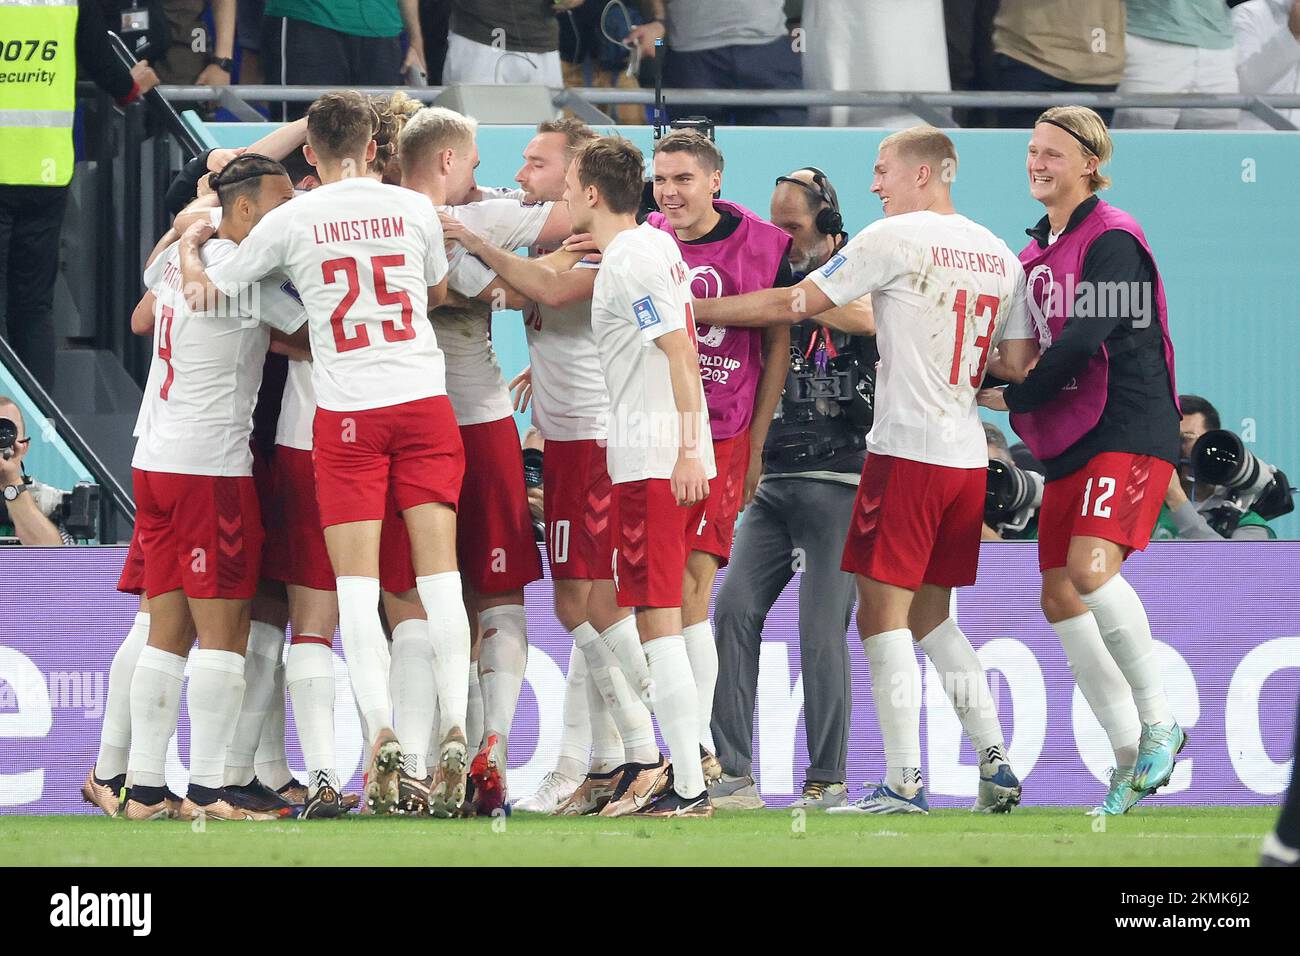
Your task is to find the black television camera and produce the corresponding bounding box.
[765,343,875,468]
[984,459,1044,535]
[0,481,99,541]
[1189,429,1294,536]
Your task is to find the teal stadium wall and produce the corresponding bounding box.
[196,119,1300,538]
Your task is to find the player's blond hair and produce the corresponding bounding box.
[878,126,958,186]
[370,91,423,178]
[398,106,478,174]
[1036,105,1113,192]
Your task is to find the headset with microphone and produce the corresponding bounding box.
[775,166,843,236]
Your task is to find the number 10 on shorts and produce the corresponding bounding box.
[1081,476,1115,518]
[549,519,570,564]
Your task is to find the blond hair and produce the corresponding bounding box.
[1036,105,1113,192]
[397,106,478,172]
[370,91,423,177]
[878,126,958,184]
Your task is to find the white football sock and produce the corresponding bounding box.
[644,635,704,798]
[126,645,186,788]
[417,572,472,742]
[187,649,247,790]
[1079,575,1174,726]
[224,621,283,786]
[863,628,923,794]
[918,618,1005,754]
[467,665,483,750]
[253,646,293,791]
[556,644,592,782]
[479,604,528,760]
[390,618,435,778]
[579,665,622,773]
[682,620,718,750]
[336,576,391,746]
[599,615,653,707]
[1053,611,1141,767]
[286,636,337,780]
[95,611,150,780]
[573,621,657,764]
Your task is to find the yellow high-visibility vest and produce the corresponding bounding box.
[0,0,79,187]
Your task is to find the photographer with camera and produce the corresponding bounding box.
[982,422,1044,541]
[0,397,74,546]
[1154,394,1285,541]
[701,168,875,810]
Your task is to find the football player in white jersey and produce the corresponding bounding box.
[564,136,717,817]
[179,91,469,818]
[395,107,581,814]
[121,154,306,822]
[694,127,1038,814]
[440,121,663,816]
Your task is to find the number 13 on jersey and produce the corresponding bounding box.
[949,288,999,387]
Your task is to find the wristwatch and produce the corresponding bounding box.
[3,484,25,502]
[207,56,235,73]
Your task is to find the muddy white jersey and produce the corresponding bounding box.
[133,239,306,476]
[205,177,449,413]
[434,198,551,425]
[591,224,715,484]
[809,211,1031,469]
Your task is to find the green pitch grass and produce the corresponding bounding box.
[0,807,1274,866]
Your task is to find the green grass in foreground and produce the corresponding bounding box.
[0,807,1274,867]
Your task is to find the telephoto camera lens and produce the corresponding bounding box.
[984,459,1045,528]
[1191,428,1295,521]
[0,417,16,452]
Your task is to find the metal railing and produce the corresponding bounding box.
[156,85,1300,131]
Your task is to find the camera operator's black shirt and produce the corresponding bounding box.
[1003,196,1181,483]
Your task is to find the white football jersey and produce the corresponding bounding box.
[275,357,315,451]
[205,177,449,413]
[809,211,1031,469]
[524,245,606,442]
[434,198,551,426]
[133,240,306,476]
[591,224,715,484]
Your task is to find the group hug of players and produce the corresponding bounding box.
[81,90,1189,821]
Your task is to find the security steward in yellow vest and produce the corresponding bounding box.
[0,0,157,389]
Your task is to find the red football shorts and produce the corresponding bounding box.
[611,478,690,609]
[542,437,613,581]
[685,429,750,567]
[117,523,146,596]
[312,395,464,528]
[265,445,416,593]
[1037,451,1174,572]
[132,468,264,600]
[457,416,543,595]
[840,453,985,591]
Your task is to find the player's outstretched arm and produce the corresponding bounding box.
[986,337,1039,384]
[692,277,837,328]
[815,294,875,336]
[475,276,530,311]
[655,328,710,507]
[246,117,308,163]
[178,219,223,312]
[443,213,596,308]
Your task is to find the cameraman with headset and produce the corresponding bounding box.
[706,168,876,810]
[0,396,70,546]
[1154,394,1279,540]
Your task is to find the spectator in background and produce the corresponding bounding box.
[419,0,453,84]
[992,0,1126,128]
[443,0,584,87]
[626,0,804,126]
[1233,0,1300,129]
[262,0,426,120]
[1155,394,1278,540]
[945,0,999,128]
[559,0,650,124]
[237,0,266,85]
[1114,0,1240,129]
[801,0,949,128]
